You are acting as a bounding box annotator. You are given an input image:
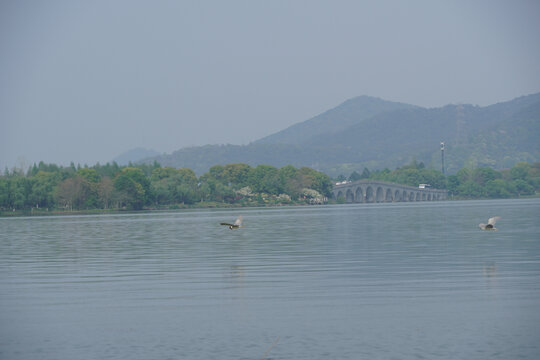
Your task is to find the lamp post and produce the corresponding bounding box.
[440,142,445,176]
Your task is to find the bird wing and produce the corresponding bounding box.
[234,216,243,227]
[479,223,486,229]
[220,222,234,226]
[488,216,501,226]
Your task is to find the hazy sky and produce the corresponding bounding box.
[1,0,539,169]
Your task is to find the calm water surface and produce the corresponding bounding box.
[1,199,540,359]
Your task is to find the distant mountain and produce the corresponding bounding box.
[113,147,160,165]
[256,95,418,145]
[146,93,540,176]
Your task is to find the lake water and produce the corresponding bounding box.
[1,199,540,359]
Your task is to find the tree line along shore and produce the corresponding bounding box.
[1,161,538,215]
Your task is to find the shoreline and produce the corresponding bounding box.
[0,201,316,217]
[2,195,539,218]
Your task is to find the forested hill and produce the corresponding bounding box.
[255,96,419,145]
[113,147,160,165]
[147,93,540,177]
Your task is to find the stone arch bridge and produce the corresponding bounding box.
[333,180,447,203]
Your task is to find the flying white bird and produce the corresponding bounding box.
[221,216,243,230]
[479,216,501,231]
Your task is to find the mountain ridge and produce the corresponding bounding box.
[145,93,540,177]
[113,147,160,165]
[256,95,419,145]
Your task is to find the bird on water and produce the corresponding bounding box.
[221,216,243,230]
[479,216,501,231]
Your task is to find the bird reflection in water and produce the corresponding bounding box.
[482,262,497,278]
[224,264,246,290]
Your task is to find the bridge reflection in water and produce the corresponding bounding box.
[333,180,448,203]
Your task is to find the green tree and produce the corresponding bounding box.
[360,167,371,179]
[456,168,472,184]
[248,165,282,194]
[176,168,198,187]
[151,167,199,205]
[279,165,302,199]
[94,162,121,178]
[418,169,446,189]
[98,176,115,209]
[223,163,252,188]
[457,180,485,198]
[485,179,514,198]
[198,178,235,202]
[509,162,530,181]
[0,178,9,209]
[76,168,101,208]
[29,171,61,208]
[348,171,361,182]
[393,168,422,187]
[207,165,226,184]
[298,167,332,197]
[473,167,501,186]
[55,176,84,210]
[511,179,534,196]
[77,168,101,183]
[9,177,34,209]
[114,168,151,209]
[527,163,540,190]
[446,175,460,195]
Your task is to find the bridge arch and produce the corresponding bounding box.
[376,187,384,202]
[394,189,401,202]
[416,192,421,201]
[355,187,364,203]
[346,189,354,203]
[402,190,408,202]
[366,186,374,203]
[385,188,393,202]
